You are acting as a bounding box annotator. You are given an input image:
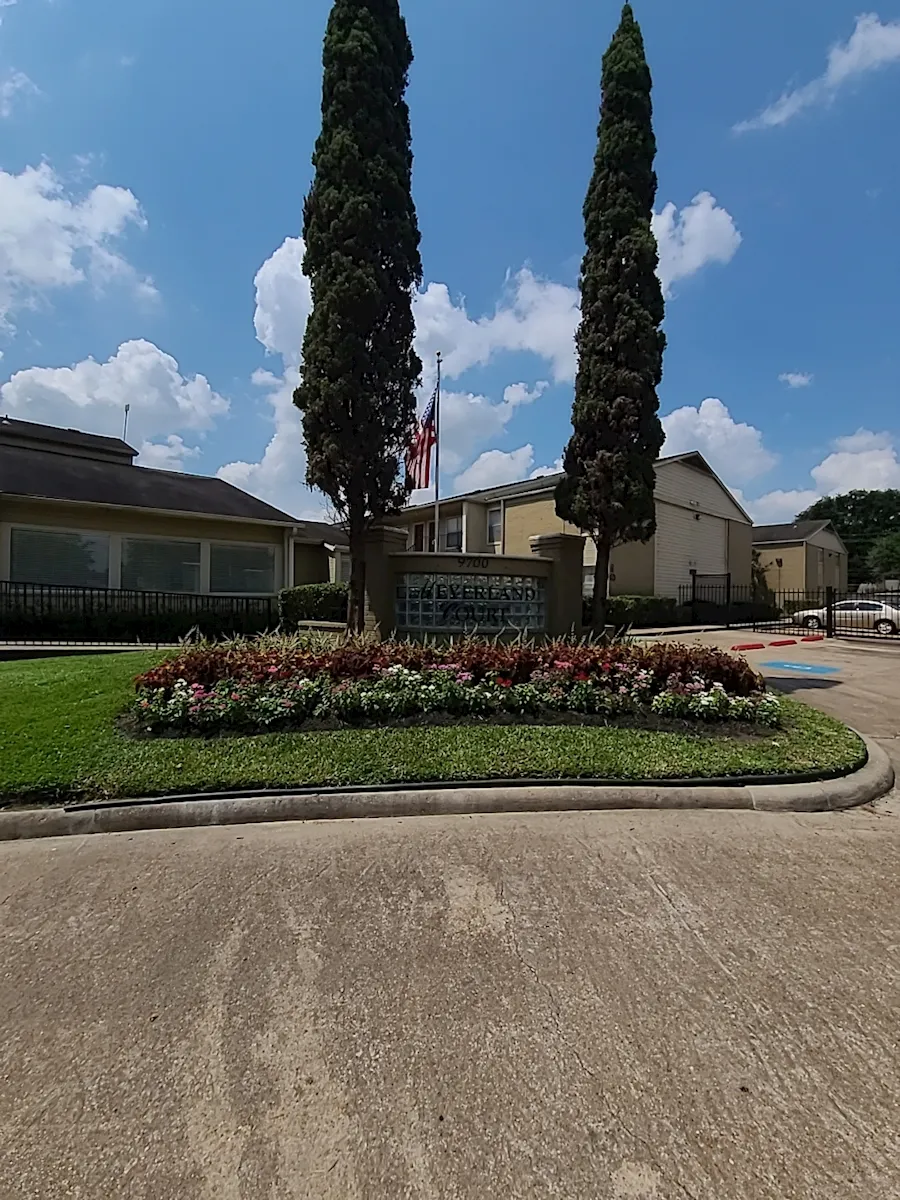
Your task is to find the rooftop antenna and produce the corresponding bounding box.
[123,403,130,441]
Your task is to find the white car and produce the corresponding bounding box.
[793,599,900,635]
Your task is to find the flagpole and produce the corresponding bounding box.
[433,351,441,552]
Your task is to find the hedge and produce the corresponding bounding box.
[583,595,679,630]
[278,582,349,627]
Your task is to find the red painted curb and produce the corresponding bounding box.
[801,635,825,642]
[732,643,766,651]
[770,639,797,647]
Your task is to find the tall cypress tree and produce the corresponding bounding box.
[555,3,665,632]
[295,0,422,632]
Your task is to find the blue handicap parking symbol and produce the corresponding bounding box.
[760,661,841,676]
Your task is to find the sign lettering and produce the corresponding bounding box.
[396,571,546,632]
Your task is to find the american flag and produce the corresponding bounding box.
[405,385,438,489]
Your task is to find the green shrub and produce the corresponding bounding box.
[585,595,680,629]
[278,582,348,627]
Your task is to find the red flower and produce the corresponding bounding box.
[497,678,512,688]
[574,671,589,682]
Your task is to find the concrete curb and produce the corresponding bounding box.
[0,737,891,841]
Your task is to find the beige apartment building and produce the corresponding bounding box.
[394,451,753,599]
[0,417,343,595]
[752,520,849,594]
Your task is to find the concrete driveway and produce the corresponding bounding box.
[2,636,900,1198]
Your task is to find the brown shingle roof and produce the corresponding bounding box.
[0,443,297,524]
[752,520,832,544]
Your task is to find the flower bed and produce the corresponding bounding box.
[132,637,781,735]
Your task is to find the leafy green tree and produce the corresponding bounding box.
[797,490,900,588]
[867,531,900,582]
[555,3,666,632]
[295,0,422,631]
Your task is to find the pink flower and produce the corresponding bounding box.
[267,665,279,674]
[231,693,240,701]
[456,672,473,683]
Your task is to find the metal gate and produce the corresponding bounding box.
[752,587,900,641]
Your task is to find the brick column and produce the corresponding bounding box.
[363,526,409,637]
[529,533,585,637]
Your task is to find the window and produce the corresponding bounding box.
[857,602,882,612]
[487,507,502,546]
[441,515,462,551]
[582,566,595,598]
[413,522,435,552]
[121,538,201,593]
[338,554,351,583]
[10,528,110,588]
[210,544,275,594]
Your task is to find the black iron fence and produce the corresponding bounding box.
[0,581,278,645]
[751,587,900,641]
[677,577,780,628]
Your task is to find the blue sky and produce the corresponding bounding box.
[1,0,899,522]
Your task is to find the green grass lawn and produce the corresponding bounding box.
[0,651,867,805]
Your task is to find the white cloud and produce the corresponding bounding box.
[0,69,37,118]
[224,197,741,514]
[531,456,564,479]
[0,162,155,327]
[811,428,900,492]
[735,13,900,132]
[216,238,325,519]
[414,271,580,385]
[740,428,900,522]
[136,435,200,473]
[661,397,777,485]
[216,366,327,520]
[503,380,548,407]
[651,193,742,297]
[779,371,813,388]
[454,445,536,493]
[0,339,228,453]
[252,235,310,365]
[414,195,740,385]
[734,487,821,524]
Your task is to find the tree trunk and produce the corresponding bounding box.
[346,513,367,636]
[590,539,611,635]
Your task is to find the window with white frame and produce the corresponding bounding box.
[487,507,502,546]
[441,515,463,551]
[210,543,275,594]
[413,522,435,552]
[10,528,110,588]
[121,538,201,593]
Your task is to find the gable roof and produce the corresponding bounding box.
[0,442,297,525]
[753,520,833,545]
[400,450,751,521]
[295,519,349,546]
[0,415,136,461]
